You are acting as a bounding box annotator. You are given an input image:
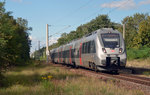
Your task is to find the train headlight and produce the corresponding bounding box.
[119,48,123,53]
[102,48,107,53]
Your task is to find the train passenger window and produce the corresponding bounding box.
[63,51,65,58]
[77,50,79,58]
[71,49,74,58]
[84,42,87,53]
[65,50,67,58]
[84,43,86,53]
[64,51,65,58]
[67,50,69,58]
[61,51,63,58]
[88,41,91,53]
[56,53,57,58]
[82,43,85,53]
[84,43,86,54]
[90,40,96,53]
[86,42,89,53]
[83,42,86,53]
[93,41,96,53]
[82,43,86,54]
[66,51,67,58]
[85,42,87,53]
[59,52,61,58]
[68,50,70,58]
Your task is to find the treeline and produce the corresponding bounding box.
[120,13,150,59]
[35,13,150,60]
[0,2,31,73]
[31,47,46,60]
[57,15,119,46]
[47,15,119,50]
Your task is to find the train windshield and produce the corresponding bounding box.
[101,33,120,48]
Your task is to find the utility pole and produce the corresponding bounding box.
[34,48,36,59]
[123,24,125,40]
[38,41,40,50]
[46,24,50,63]
[38,41,41,60]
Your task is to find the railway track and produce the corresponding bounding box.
[52,63,150,87]
[79,68,150,87]
[119,74,150,82]
[114,74,150,86]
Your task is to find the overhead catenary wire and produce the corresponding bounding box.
[50,0,104,39]
[50,0,130,42]
[50,0,106,38]
[107,0,130,14]
[72,8,105,26]
[74,0,130,26]
[49,0,93,40]
[49,25,71,37]
[71,0,116,27]
[54,0,93,25]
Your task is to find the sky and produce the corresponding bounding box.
[4,0,150,53]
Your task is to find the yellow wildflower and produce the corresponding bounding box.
[43,77,47,80]
[47,75,53,79]
[42,77,44,79]
[42,77,47,80]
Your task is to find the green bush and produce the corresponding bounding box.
[127,47,150,60]
[143,71,150,76]
[0,74,9,87]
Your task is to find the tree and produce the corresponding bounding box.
[134,16,150,48]
[57,33,68,45]
[0,1,31,74]
[122,13,149,49]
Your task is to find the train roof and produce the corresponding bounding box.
[65,28,120,43]
[98,28,120,33]
[50,28,121,52]
[82,28,120,37]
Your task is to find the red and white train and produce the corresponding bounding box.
[50,28,127,72]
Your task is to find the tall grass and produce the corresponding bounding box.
[127,58,150,68]
[0,62,144,95]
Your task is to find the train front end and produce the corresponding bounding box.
[97,29,127,71]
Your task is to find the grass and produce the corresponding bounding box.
[0,62,144,95]
[127,58,150,68]
[143,71,150,76]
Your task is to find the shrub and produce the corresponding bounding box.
[127,46,150,60]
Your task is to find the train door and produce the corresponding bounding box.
[64,46,66,63]
[79,43,83,65]
[58,49,59,63]
[69,46,72,64]
[61,48,63,63]
[90,40,96,63]
[74,42,80,66]
[84,41,91,67]
[72,44,75,63]
[74,43,78,65]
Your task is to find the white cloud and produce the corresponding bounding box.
[49,37,58,45]
[139,0,150,5]
[30,36,38,42]
[29,36,38,53]
[29,35,32,40]
[11,0,22,3]
[101,0,136,10]
[29,34,59,53]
